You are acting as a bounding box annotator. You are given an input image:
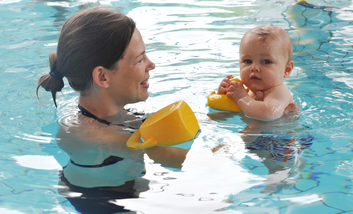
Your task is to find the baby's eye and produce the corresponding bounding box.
[262,59,271,64]
[244,59,252,64]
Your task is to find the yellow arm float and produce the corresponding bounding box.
[127,100,200,150]
[207,78,249,112]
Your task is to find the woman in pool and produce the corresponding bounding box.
[37,6,187,213]
[37,6,300,213]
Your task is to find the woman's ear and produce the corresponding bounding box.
[284,61,294,78]
[92,66,110,88]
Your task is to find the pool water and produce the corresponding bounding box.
[1,0,353,213]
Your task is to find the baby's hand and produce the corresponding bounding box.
[217,75,233,94]
[254,91,264,101]
[226,81,248,103]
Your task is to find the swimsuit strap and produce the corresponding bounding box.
[75,105,127,168]
[78,104,145,133]
[70,156,124,168]
[78,104,145,126]
[78,104,111,125]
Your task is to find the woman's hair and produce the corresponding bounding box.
[37,7,136,107]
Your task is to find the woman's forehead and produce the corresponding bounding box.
[124,29,145,57]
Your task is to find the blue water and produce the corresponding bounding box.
[1,0,353,213]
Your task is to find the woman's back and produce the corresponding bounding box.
[57,106,145,187]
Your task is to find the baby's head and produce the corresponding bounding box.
[241,24,293,64]
[239,24,294,92]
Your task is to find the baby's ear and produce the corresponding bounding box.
[284,61,294,78]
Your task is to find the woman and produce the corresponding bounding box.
[37,6,187,213]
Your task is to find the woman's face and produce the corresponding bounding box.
[110,28,155,105]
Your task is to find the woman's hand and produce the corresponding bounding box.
[144,146,188,169]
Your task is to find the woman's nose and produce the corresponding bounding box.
[146,55,155,71]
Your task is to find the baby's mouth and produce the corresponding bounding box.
[250,75,261,80]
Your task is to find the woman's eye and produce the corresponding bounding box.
[244,59,252,64]
[262,60,271,64]
[137,57,144,63]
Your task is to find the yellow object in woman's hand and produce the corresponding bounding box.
[127,100,200,150]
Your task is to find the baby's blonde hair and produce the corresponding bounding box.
[243,24,293,63]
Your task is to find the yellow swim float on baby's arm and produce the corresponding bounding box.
[126,100,200,150]
[207,78,248,112]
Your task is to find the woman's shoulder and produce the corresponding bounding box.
[57,100,135,141]
[56,103,144,161]
[57,113,130,147]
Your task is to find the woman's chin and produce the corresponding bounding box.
[139,93,149,102]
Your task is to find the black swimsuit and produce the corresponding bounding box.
[72,104,146,168]
[72,104,127,167]
[78,104,145,127]
[60,105,146,213]
[70,156,124,168]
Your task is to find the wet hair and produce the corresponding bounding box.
[242,24,293,62]
[37,6,136,107]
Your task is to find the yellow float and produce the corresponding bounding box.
[207,78,248,112]
[127,100,200,150]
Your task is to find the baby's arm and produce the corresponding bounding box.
[227,82,293,120]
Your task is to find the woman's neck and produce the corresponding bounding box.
[78,93,125,118]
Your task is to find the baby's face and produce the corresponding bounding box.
[239,33,291,93]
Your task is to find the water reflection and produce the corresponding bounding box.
[1,0,353,213]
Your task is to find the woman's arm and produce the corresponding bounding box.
[57,117,188,168]
[57,120,144,165]
[144,146,188,168]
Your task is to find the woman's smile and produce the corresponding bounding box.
[140,78,149,88]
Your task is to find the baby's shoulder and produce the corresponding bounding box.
[270,83,291,94]
[265,84,293,100]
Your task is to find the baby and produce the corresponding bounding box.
[214,25,313,194]
[218,24,295,121]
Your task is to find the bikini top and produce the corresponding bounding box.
[78,104,145,127]
[73,104,145,168]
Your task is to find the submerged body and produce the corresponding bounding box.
[57,106,146,187]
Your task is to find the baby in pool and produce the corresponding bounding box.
[214,25,315,194]
[218,24,295,121]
